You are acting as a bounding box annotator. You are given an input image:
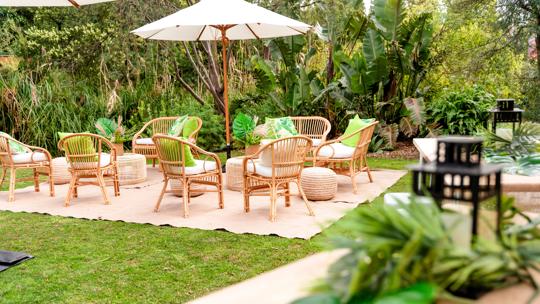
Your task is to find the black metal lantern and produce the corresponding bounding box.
[490,99,524,132]
[408,136,503,237]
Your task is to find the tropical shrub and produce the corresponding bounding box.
[293,197,540,303]
[232,113,261,147]
[427,86,495,135]
[95,116,126,144]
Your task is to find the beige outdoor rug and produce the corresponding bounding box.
[0,167,406,239]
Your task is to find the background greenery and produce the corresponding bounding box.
[0,0,537,155]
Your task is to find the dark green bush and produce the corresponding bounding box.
[427,86,495,135]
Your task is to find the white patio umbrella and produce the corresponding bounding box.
[0,0,114,8]
[132,0,312,159]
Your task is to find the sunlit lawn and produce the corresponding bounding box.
[0,157,415,303]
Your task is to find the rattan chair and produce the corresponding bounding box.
[314,121,378,194]
[242,136,314,222]
[58,133,120,207]
[153,135,223,218]
[0,134,55,202]
[132,116,203,167]
[290,116,331,146]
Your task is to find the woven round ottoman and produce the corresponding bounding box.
[113,153,147,186]
[43,157,71,185]
[301,167,337,201]
[226,157,245,191]
[170,180,205,198]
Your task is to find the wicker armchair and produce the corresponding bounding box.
[58,133,120,207]
[242,136,314,222]
[132,116,203,166]
[0,134,55,202]
[314,121,378,194]
[153,135,223,218]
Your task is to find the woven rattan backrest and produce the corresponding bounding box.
[354,121,378,157]
[291,117,331,141]
[147,117,203,139]
[150,117,178,135]
[265,136,312,178]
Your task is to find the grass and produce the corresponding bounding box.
[0,157,415,303]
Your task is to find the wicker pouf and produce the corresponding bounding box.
[38,157,71,185]
[226,157,245,191]
[111,153,147,186]
[169,180,205,197]
[301,167,337,201]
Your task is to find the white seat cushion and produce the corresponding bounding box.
[12,152,48,164]
[317,143,356,159]
[69,153,111,169]
[311,139,322,147]
[246,160,300,178]
[171,160,217,176]
[135,138,154,145]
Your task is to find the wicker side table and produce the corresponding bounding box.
[301,167,337,201]
[112,153,147,186]
[226,157,245,191]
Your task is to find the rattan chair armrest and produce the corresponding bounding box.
[27,146,53,161]
[132,120,155,142]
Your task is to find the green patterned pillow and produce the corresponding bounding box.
[265,117,298,139]
[0,132,27,154]
[341,115,375,147]
[168,115,189,137]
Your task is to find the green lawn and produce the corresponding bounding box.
[0,157,414,303]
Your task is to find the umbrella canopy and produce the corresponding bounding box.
[132,0,312,159]
[131,0,311,41]
[0,0,114,7]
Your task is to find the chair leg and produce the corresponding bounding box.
[270,186,277,222]
[182,180,189,218]
[73,181,79,198]
[152,158,156,168]
[113,166,120,197]
[218,174,224,209]
[97,174,110,205]
[284,183,291,207]
[154,178,169,212]
[48,166,55,197]
[297,181,315,216]
[0,167,6,189]
[65,175,76,207]
[364,157,373,183]
[8,168,16,202]
[33,168,40,193]
[243,178,250,213]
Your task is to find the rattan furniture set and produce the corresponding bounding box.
[1,116,378,222]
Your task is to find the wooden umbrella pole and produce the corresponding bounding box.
[67,0,81,8]
[221,27,232,160]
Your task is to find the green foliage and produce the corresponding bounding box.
[249,36,326,116]
[483,122,540,176]
[232,113,261,147]
[427,86,495,135]
[324,1,434,142]
[95,116,125,143]
[295,197,540,303]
